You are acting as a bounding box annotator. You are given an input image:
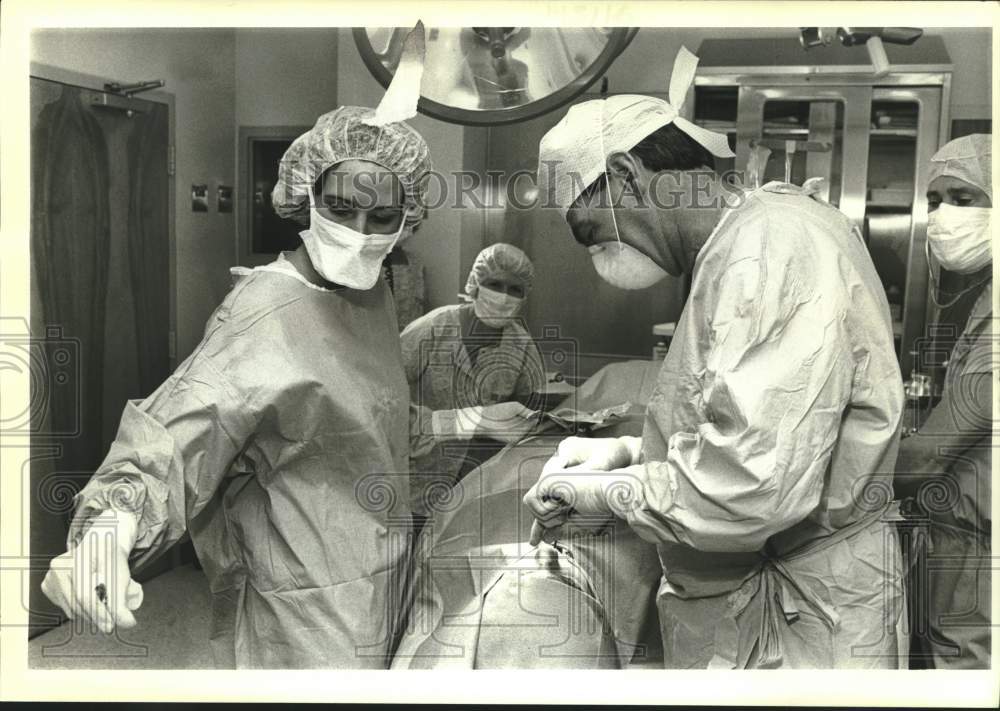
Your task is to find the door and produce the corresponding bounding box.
[477,93,688,380]
[28,76,171,637]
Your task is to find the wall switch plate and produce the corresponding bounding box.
[192,184,208,212]
[217,185,233,213]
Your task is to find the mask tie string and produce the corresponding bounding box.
[597,102,625,254]
[925,240,992,309]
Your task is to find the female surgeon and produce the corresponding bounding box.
[403,243,545,518]
[894,134,993,669]
[41,106,433,669]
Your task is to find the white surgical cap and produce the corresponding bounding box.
[465,243,535,297]
[927,134,993,198]
[272,105,433,227]
[536,47,735,216]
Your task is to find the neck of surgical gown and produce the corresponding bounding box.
[70,259,412,669]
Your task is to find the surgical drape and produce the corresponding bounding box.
[627,183,908,668]
[68,259,412,668]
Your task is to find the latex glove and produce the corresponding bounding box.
[41,508,144,634]
[432,402,538,443]
[541,435,640,474]
[523,463,645,546]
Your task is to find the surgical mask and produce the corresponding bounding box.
[588,170,669,290]
[589,241,668,290]
[473,286,524,328]
[926,204,992,274]
[302,192,405,289]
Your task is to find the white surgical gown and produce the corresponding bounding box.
[67,254,412,668]
[627,182,907,668]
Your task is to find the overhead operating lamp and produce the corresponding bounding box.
[354,26,638,126]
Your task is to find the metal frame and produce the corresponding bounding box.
[353,27,638,127]
[926,73,953,335]
[696,70,952,85]
[735,84,872,228]
[870,86,943,376]
[29,61,178,371]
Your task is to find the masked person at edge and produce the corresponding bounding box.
[404,243,544,519]
[42,106,433,669]
[523,48,908,669]
[894,134,993,670]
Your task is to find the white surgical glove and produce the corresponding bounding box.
[41,508,144,634]
[541,435,641,473]
[523,464,646,546]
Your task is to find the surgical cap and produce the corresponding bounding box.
[272,105,433,228]
[927,134,993,197]
[464,243,535,297]
[536,47,734,217]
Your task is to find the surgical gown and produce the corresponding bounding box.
[67,253,412,669]
[896,281,992,668]
[403,303,545,515]
[626,182,908,668]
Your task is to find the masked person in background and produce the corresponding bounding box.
[894,134,993,669]
[523,47,908,669]
[42,106,433,669]
[404,243,545,520]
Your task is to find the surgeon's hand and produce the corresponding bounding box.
[475,402,539,443]
[543,436,638,473]
[523,463,645,546]
[41,509,143,634]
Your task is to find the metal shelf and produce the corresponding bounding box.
[871,128,918,137]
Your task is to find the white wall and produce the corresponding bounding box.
[31,29,237,360]
[931,27,993,119]
[235,28,339,126]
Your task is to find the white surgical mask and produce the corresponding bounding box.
[473,286,524,328]
[589,241,668,290]
[587,170,668,290]
[926,203,993,274]
[301,192,405,289]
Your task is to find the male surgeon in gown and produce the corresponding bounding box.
[524,48,908,669]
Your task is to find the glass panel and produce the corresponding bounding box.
[864,99,919,357]
[758,99,845,202]
[694,86,737,176]
[251,138,303,254]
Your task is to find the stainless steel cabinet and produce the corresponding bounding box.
[691,37,952,376]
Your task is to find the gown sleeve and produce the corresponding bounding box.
[401,316,439,458]
[894,292,993,498]
[512,337,546,407]
[626,214,857,553]
[67,348,258,570]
